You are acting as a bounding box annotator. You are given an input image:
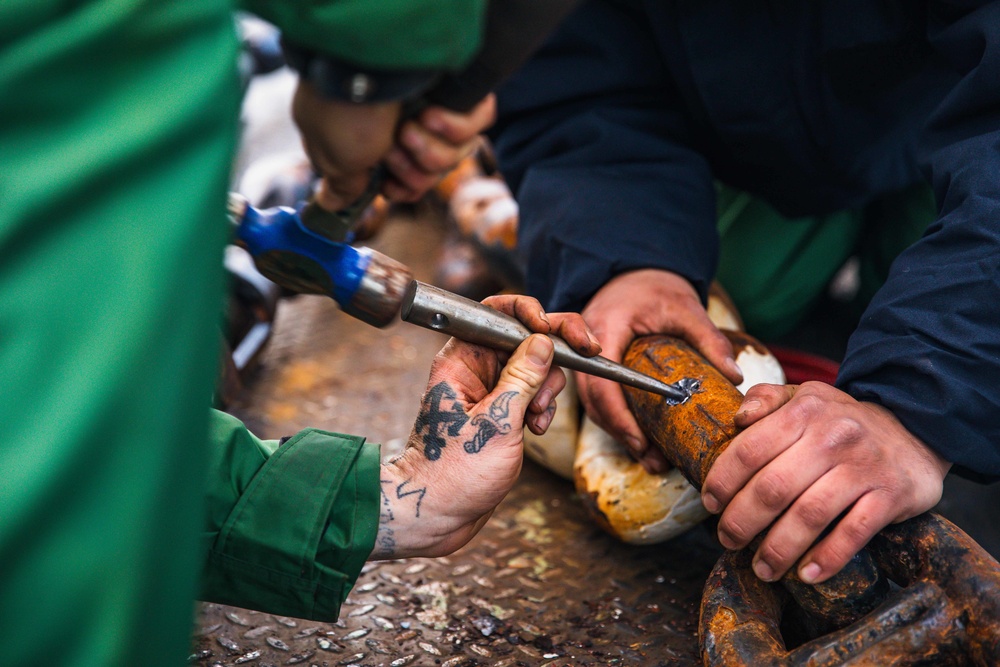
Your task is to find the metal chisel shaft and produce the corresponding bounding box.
[400,280,693,404]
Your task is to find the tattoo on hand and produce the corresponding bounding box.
[377,478,397,554]
[396,480,426,518]
[464,391,515,454]
[415,382,469,460]
[375,475,428,559]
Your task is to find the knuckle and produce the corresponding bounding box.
[788,393,824,421]
[517,296,543,317]
[762,384,790,403]
[840,511,879,547]
[816,417,865,456]
[718,515,751,545]
[503,362,542,392]
[753,471,790,511]
[795,496,833,531]
[800,380,835,396]
[757,541,793,570]
[829,416,865,445]
[733,435,767,470]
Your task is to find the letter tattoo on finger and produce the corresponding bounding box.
[464,391,516,454]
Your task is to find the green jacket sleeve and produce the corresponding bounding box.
[241,0,487,71]
[200,410,381,621]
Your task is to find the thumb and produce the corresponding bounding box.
[485,334,554,425]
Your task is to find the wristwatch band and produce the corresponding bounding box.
[283,41,440,104]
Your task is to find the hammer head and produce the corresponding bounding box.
[339,247,413,328]
[231,193,413,328]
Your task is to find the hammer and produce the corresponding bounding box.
[230,195,693,401]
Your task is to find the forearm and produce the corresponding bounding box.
[492,0,718,311]
[838,0,1000,479]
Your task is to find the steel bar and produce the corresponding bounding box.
[400,280,694,403]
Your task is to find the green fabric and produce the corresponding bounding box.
[201,412,381,621]
[1,0,420,664]
[1,2,241,665]
[715,183,935,339]
[853,184,938,309]
[242,0,488,71]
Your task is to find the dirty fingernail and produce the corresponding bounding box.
[738,399,761,416]
[537,309,551,326]
[717,529,738,550]
[586,329,601,350]
[800,562,822,584]
[535,389,553,412]
[753,559,775,582]
[625,435,644,455]
[726,357,743,381]
[536,410,553,432]
[526,336,553,366]
[702,492,721,514]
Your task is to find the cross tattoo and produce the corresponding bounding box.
[415,382,469,460]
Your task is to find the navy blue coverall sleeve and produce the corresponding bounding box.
[491,0,719,313]
[838,1,1000,479]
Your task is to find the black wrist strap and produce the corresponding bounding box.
[283,41,440,104]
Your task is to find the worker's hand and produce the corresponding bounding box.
[701,381,952,584]
[291,80,403,211]
[381,95,497,203]
[577,269,743,474]
[372,295,599,560]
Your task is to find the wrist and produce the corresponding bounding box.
[370,449,481,560]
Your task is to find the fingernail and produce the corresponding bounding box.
[753,559,775,582]
[526,336,553,366]
[537,309,551,326]
[625,435,644,455]
[737,399,760,416]
[717,528,738,550]
[800,562,822,584]
[702,492,721,514]
[536,410,554,432]
[585,329,601,350]
[726,357,744,381]
[535,389,553,412]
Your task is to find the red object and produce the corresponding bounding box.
[767,345,841,385]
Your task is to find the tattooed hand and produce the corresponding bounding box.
[371,295,599,560]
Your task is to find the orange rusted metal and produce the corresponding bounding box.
[701,512,1000,665]
[622,334,1000,665]
[623,335,743,488]
[623,335,888,629]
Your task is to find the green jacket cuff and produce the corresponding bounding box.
[202,426,380,621]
